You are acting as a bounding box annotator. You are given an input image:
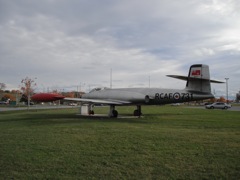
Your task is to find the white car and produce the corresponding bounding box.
[205,102,231,109]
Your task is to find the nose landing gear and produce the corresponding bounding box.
[109,105,118,118]
[133,105,142,117]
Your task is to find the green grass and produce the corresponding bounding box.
[0,106,239,179]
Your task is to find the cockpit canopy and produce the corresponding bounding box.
[89,87,109,93]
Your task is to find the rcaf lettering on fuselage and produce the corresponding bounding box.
[155,92,193,101]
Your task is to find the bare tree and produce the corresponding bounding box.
[20,77,37,108]
[0,83,6,91]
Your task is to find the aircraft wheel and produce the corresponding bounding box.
[89,110,94,115]
[112,110,118,118]
[133,110,141,116]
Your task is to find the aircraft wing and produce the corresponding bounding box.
[64,97,131,105]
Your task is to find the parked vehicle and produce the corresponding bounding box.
[25,102,34,105]
[205,102,231,109]
[68,103,78,106]
[171,103,180,106]
[204,102,212,106]
[0,101,8,105]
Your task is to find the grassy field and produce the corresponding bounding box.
[0,106,239,179]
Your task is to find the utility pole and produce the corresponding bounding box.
[148,75,150,88]
[110,68,112,89]
[77,86,78,98]
[78,82,85,97]
[225,78,229,103]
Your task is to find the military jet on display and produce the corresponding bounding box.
[31,64,223,117]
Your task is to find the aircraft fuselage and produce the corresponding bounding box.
[82,88,214,105]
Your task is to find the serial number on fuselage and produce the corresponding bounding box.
[155,92,193,101]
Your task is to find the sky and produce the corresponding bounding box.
[0,0,239,98]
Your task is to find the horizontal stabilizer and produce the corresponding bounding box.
[166,75,224,83]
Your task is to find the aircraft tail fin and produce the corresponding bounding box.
[167,64,224,93]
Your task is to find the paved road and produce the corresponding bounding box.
[187,105,240,111]
[227,106,240,111]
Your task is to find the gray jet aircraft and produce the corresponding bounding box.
[32,64,223,117]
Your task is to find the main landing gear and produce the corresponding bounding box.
[133,105,142,117]
[108,105,142,118]
[88,104,94,115]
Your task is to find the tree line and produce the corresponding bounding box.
[1,77,85,103]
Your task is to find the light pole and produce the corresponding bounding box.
[225,78,229,103]
[110,68,112,89]
[77,82,85,97]
[148,75,150,88]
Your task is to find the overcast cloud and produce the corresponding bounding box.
[0,0,239,98]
